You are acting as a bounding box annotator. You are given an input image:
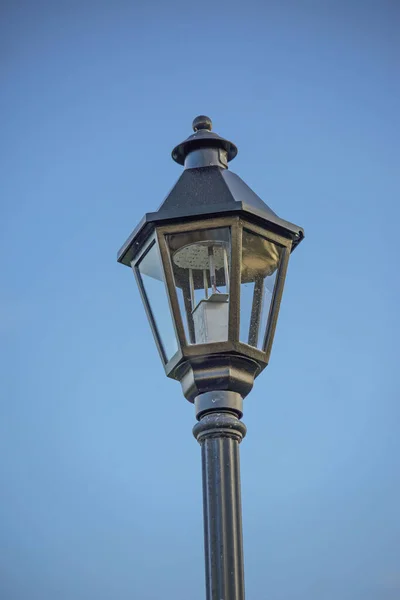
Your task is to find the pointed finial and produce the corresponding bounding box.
[192,115,212,132]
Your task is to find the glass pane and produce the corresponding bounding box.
[240,229,282,350]
[167,227,231,345]
[136,242,178,362]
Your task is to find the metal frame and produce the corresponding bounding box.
[263,244,290,355]
[132,231,182,367]
[132,234,167,365]
[145,216,292,379]
[156,216,252,379]
[129,213,293,392]
[229,219,242,343]
[238,219,292,359]
[157,215,236,347]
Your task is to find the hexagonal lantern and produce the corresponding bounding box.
[117,116,304,406]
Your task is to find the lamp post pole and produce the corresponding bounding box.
[117,115,304,600]
[193,393,246,600]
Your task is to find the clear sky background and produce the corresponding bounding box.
[1,1,399,599]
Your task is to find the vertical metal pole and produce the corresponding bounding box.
[208,246,217,293]
[189,268,195,307]
[182,281,196,343]
[193,406,246,600]
[248,275,264,347]
[203,269,209,299]
[223,246,230,294]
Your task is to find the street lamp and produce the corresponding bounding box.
[117,116,304,600]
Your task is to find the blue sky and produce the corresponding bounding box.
[1,1,399,598]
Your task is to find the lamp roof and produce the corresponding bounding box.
[117,117,304,266]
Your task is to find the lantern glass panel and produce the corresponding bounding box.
[135,241,178,362]
[166,227,231,345]
[240,229,283,350]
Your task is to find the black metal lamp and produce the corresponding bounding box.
[117,116,304,600]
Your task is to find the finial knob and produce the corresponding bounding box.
[192,115,212,132]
